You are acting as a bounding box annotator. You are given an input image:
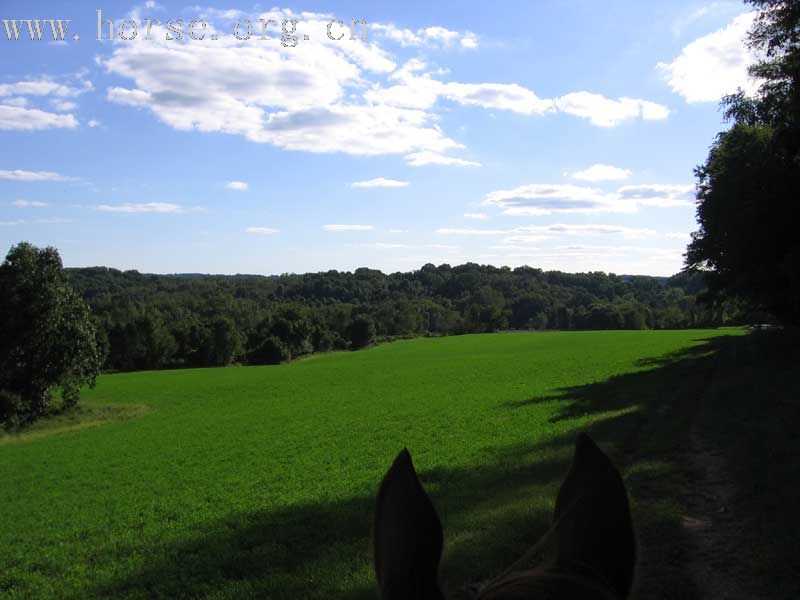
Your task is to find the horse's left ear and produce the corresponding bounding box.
[374,449,445,600]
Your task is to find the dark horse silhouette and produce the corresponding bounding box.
[373,433,636,599]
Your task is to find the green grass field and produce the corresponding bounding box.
[4,328,790,599]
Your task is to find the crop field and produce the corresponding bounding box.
[0,329,747,599]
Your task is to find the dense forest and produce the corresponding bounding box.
[65,264,746,372]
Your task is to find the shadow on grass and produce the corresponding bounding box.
[84,333,775,600]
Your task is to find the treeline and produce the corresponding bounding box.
[65,264,744,372]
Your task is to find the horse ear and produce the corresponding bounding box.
[553,433,636,598]
[374,449,445,600]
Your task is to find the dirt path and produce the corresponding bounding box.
[682,414,761,599]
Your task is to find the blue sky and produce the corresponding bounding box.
[0,0,759,276]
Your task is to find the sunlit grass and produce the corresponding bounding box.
[0,329,737,599]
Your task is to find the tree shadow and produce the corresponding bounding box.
[84,334,750,600]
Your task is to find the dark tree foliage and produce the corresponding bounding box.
[687,0,800,325]
[0,243,103,425]
[59,262,745,374]
[348,315,377,349]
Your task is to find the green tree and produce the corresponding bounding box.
[687,0,800,325]
[0,243,103,424]
[348,315,376,349]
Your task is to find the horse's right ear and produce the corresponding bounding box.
[374,449,445,600]
[553,433,636,598]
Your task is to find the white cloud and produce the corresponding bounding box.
[665,231,691,240]
[657,12,758,102]
[226,181,249,190]
[436,223,658,240]
[460,33,479,49]
[12,199,48,207]
[443,82,554,115]
[483,182,694,215]
[372,23,478,49]
[368,62,665,127]
[520,223,658,239]
[246,226,279,234]
[0,169,65,181]
[323,224,374,232]
[87,119,101,128]
[106,87,152,107]
[100,13,461,157]
[483,183,622,216]
[464,212,488,220]
[98,11,669,164]
[359,242,408,248]
[96,202,182,213]
[0,105,78,130]
[1,97,28,107]
[554,92,670,126]
[405,151,481,167]
[616,184,695,207]
[436,228,511,236]
[351,177,409,188]
[0,220,24,226]
[569,164,632,182]
[51,100,78,112]
[0,76,90,130]
[0,78,91,98]
[33,217,72,224]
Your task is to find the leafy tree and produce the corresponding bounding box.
[0,243,103,424]
[687,0,800,325]
[348,315,376,349]
[248,335,291,365]
[56,254,731,373]
[208,316,244,366]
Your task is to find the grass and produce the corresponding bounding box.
[0,328,777,599]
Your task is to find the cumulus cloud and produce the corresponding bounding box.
[368,61,666,126]
[554,92,670,126]
[226,181,249,190]
[0,76,90,130]
[51,100,78,112]
[436,228,511,236]
[0,169,66,181]
[483,184,621,216]
[246,226,279,234]
[483,182,694,215]
[665,231,691,240]
[98,10,670,164]
[443,82,554,115]
[99,12,462,156]
[1,97,28,107]
[358,242,409,248]
[0,105,78,130]
[404,151,481,167]
[657,12,758,102]
[436,224,657,239]
[372,23,478,49]
[96,202,183,213]
[351,177,409,188]
[0,78,91,98]
[616,184,695,207]
[569,164,632,182]
[12,199,48,207]
[464,212,488,220]
[322,224,374,232]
